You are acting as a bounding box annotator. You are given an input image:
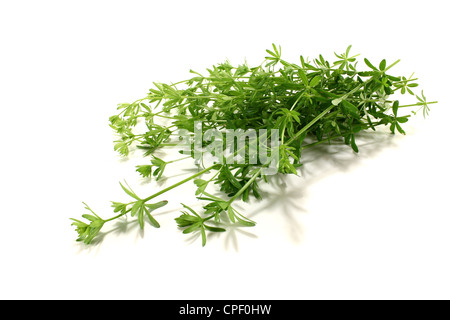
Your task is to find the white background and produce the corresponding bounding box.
[1,0,449,300]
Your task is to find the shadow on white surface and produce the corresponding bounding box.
[242,129,399,245]
[74,129,400,253]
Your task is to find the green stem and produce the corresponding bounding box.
[152,114,178,120]
[104,211,129,223]
[167,156,191,164]
[284,104,335,146]
[158,143,179,147]
[290,93,303,111]
[228,168,262,204]
[384,59,401,72]
[301,136,343,149]
[393,77,419,85]
[104,164,218,223]
[280,121,287,145]
[142,164,218,202]
[399,101,438,108]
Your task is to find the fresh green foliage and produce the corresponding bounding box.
[175,204,226,247]
[71,45,436,246]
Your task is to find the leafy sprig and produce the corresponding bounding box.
[71,45,437,246]
[175,204,226,247]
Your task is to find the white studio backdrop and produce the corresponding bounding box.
[0,0,449,300]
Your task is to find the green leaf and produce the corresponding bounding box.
[81,214,98,222]
[298,68,308,85]
[151,156,167,181]
[201,225,207,247]
[397,116,409,123]
[90,220,104,229]
[130,201,142,217]
[379,59,386,71]
[136,165,152,178]
[235,214,256,227]
[84,227,102,245]
[204,225,226,232]
[390,122,396,134]
[82,202,100,218]
[114,141,129,156]
[396,122,406,135]
[138,206,145,229]
[272,43,281,57]
[341,100,360,118]
[146,200,168,212]
[222,166,242,189]
[265,49,277,58]
[350,134,359,153]
[309,75,321,88]
[180,203,200,217]
[227,206,236,223]
[392,100,399,117]
[144,206,160,228]
[182,222,202,234]
[364,58,377,70]
[111,202,127,213]
[194,179,208,187]
[252,181,262,200]
[175,213,200,227]
[346,45,352,57]
[119,182,140,200]
[70,218,88,228]
[193,179,209,195]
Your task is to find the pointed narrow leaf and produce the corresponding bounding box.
[201,225,207,247]
[70,218,88,228]
[298,68,308,85]
[265,49,277,58]
[364,58,377,70]
[272,43,280,56]
[309,75,321,88]
[144,207,160,228]
[194,179,208,195]
[193,179,208,187]
[119,182,140,200]
[146,200,168,212]
[341,100,360,117]
[390,122,396,134]
[227,206,236,223]
[180,203,200,217]
[223,166,242,189]
[138,206,145,229]
[81,214,98,222]
[204,225,226,232]
[182,222,201,234]
[392,100,399,117]
[235,214,256,227]
[136,165,152,178]
[130,201,142,217]
[346,45,352,57]
[397,116,409,123]
[350,134,359,153]
[396,122,406,135]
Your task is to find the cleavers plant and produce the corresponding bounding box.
[71,44,436,246]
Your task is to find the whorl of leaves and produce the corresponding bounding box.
[72,45,436,246]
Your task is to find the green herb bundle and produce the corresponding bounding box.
[71,45,436,246]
